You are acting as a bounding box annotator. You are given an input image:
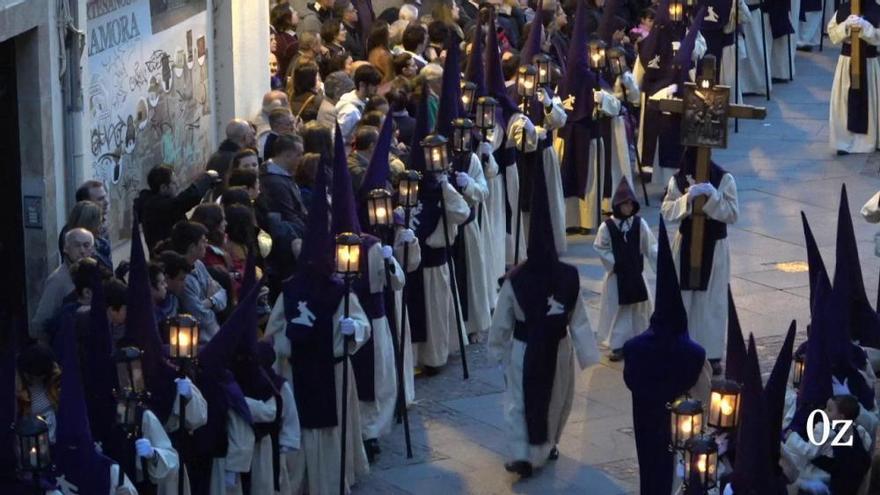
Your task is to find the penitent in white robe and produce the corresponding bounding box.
[800,0,836,47]
[861,190,880,223]
[245,396,277,495]
[410,181,470,368]
[457,152,493,336]
[594,216,659,351]
[138,409,184,495]
[771,1,799,81]
[521,97,568,254]
[277,380,300,495]
[393,225,421,405]
[661,173,739,360]
[209,409,254,495]
[564,90,632,230]
[501,114,528,265]
[828,14,880,154]
[487,283,600,468]
[359,241,404,439]
[740,4,774,95]
[478,145,504,310]
[162,382,208,495]
[266,292,372,495]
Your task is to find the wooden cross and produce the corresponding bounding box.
[852,0,863,90]
[647,55,766,289]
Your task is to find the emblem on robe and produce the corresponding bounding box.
[290,301,317,327]
[704,6,720,22]
[647,55,661,69]
[562,94,576,111]
[546,295,566,316]
[409,201,423,229]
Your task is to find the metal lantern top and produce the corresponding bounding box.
[669,0,685,22]
[533,54,552,86]
[707,378,742,430]
[669,396,704,450]
[168,313,199,361]
[397,169,422,208]
[452,117,475,154]
[792,353,806,388]
[683,435,719,491]
[114,346,145,396]
[461,81,477,115]
[15,415,51,472]
[334,232,362,277]
[516,64,538,99]
[475,96,498,131]
[421,133,450,172]
[366,188,394,228]
[588,39,607,70]
[606,47,628,76]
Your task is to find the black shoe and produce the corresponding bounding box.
[796,45,814,52]
[579,228,592,235]
[709,359,723,376]
[504,460,534,478]
[422,365,441,377]
[837,149,850,156]
[548,446,559,461]
[364,440,378,463]
[608,349,624,362]
[365,438,381,455]
[566,227,581,235]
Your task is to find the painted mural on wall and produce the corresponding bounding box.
[86,0,210,243]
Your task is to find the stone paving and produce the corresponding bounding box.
[354,47,880,494]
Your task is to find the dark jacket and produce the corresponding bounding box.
[135,173,215,251]
[206,140,241,179]
[347,152,370,193]
[258,162,308,234]
[342,21,366,61]
[392,111,416,148]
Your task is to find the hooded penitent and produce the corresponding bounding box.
[764,321,796,485]
[485,7,521,128]
[435,32,464,140]
[124,215,177,424]
[606,178,648,305]
[834,184,880,348]
[83,267,117,448]
[464,11,487,98]
[724,289,748,384]
[54,314,114,495]
[728,336,778,495]
[359,108,395,198]
[506,135,581,445]
[800,211,830,317]
[623,216,706,495]
[518,0,548,124]
[332,123,383,402]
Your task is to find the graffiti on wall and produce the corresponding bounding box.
[87,0,210,243]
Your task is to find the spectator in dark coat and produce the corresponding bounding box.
[206,119,257,189]
[135,164,219,252]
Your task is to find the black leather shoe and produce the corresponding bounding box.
[548,446,559,460]
[504,460,534,478]
[422,365,441,377]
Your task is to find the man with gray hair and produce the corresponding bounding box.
[207,118,257,179]
[31,228,95,342]
[253,90,291,144]
[260,108,297,160]
[318,70,355,129]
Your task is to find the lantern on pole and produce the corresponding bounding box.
[792,353,806,388]
[707,379,742,430]
[168,314,199,362]
[15,415,51,473]
[366,188,395,228]
[461,81,477,115]
[398,170,422,208]
[533,54,552,87]
[334,233,362,278]
[516,65,538,100]
[452,118,475,155]
[588,40,607,71]
[475,96,498,142]
[607,47,628,77]
[114,347,145,396]
[669,396,703,450]
[669,0,685,22]
[683,435,719,492]
[421,134,450,173]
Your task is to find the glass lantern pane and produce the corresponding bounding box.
[131,359,144,393]
[117,361,132,391]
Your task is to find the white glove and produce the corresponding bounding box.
[538,87,552,107]
[593,90,604,104]
[455,172,471,189]
[715,432,729,456]
[845,14,861,27]
[225,471,237,489]
[135,438,154,458]
[857,17,873,32]
[280,445,296,454]
[621,71,638,92]
[175,377,192,399]
[799,479,831,495]
[340,317,356,337]
[675,459,685,479]
[400,228,416,244]
[723,483,735,495]
[381,245,393,259]
[437,172,449,184]
[649,84,678,100]
[478,141,494,157]
[831,376,851,396]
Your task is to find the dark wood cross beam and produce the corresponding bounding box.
[647,55,767,289]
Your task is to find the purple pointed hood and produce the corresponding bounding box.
[725,288,748,383]
[84,268,116,446]
[730,336,774,494]
[297,151,334,277]
[596,0,623,43]
[332,123,363,235]
[520,0,544,66]
[409,82,433,172]
[464,11,487,97]
[124,215,176,423]
[801,211,830,318]
[435,32,464,139]
[765,321,796,473]
[360,112,394,194]
[559,0,596,122]
[485,8,520,126]
[673,6,706,86]
[650,217,690,336]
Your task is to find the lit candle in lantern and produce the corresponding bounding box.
[29,447,37,468]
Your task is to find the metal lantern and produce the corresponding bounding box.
[334,232,362,277]
[707,379,742,430]
[607,47,628,76]
[421,134,450,172]
[588,40,607,71]
[366,188,395,228]
[398,170,422,208]
[15,415,51,472]
[669,0,685,22]
[533,54,552,87]
[793,353,806,388]
[696,56,716,88]
[461,81,477,115]
[116,397,141,435]
[168,314,199,360]
[114,346,145,395]
[475,96,498,131]
[516,65,538,99]
[452,118,475,154]
[683,435,719,491]
[669,396,703,450]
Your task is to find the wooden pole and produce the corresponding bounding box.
[688,147,713,288]
[851,0,863,89]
